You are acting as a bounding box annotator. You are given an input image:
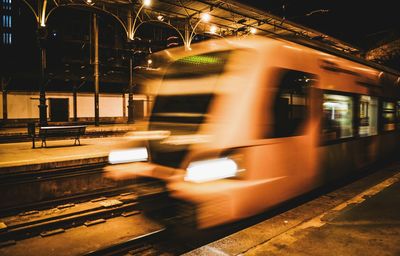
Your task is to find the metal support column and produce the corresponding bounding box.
[184,21,190,50]
[127,55,135,123]
[73,84,78,122]
[92,13,100,126]
[37,27,48,126]
[122,92,126,118]
[127,10,135,123]
[1,77,8,121]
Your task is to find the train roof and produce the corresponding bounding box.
[280,35,400,77]
[151,36,400,82]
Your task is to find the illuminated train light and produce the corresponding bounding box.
[108,147,148,164]
[185,157,240,183]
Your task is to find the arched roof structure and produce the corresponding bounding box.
[23,0,360,53]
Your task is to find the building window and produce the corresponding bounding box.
[2,15,11,28]
[322,94,354,140]
[2,0,11,10]
[382,101,395,131]
[2,32,11,45]
[2,0,5,10]
[359,95,378,137]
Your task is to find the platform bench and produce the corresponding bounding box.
[28,124,87,148]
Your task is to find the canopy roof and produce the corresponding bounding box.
[51,0,360,53]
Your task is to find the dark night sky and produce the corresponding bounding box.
[238,0,399,50]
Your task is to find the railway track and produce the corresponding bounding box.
[0,162,140,214]
[0,175,168,244]
[83,229,167,256]
[0,163,177,255]
[0,176,175,256]
[1,162,398,256]
[0,160,171,251]
[0,162,107,185]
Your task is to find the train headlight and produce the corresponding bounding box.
[184,157,244,183]
[108,147,148,164]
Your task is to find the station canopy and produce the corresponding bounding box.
[50,0,360,53]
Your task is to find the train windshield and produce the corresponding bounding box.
[150,51,231,126]
[147,50,232,168]
[150,94,213,124]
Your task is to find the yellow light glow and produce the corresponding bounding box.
[108,147,148,164]
[200,13,211,22]
[250,27,257,34]
[157,15,164,21]
[143,0,151,7]
[147,59,153,65]
[185,158,238,183]
[210,25,217,34]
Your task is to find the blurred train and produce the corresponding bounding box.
[107,36,400,229]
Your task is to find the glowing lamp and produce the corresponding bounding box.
[108,147,148,164]
[143,0,151,7]
[210,25,217,34]
[85,0,94,5]
[185,157,241,183]
[200,13,211,22]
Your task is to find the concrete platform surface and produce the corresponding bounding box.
[185,170,400,256]
[0,122,148,173]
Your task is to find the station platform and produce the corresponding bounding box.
[0,122,147,174]
[185,167,400,256]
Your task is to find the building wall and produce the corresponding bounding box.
[8,92,39,119]
[2,91,148,120]
[76,94,94,118]
[99,94,124,117]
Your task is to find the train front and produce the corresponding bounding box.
[107,39,264,229]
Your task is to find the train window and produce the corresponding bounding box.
[322,94,354,140]
[382,101,396,131]
[269,70,315,138]
[359,96,378,137]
